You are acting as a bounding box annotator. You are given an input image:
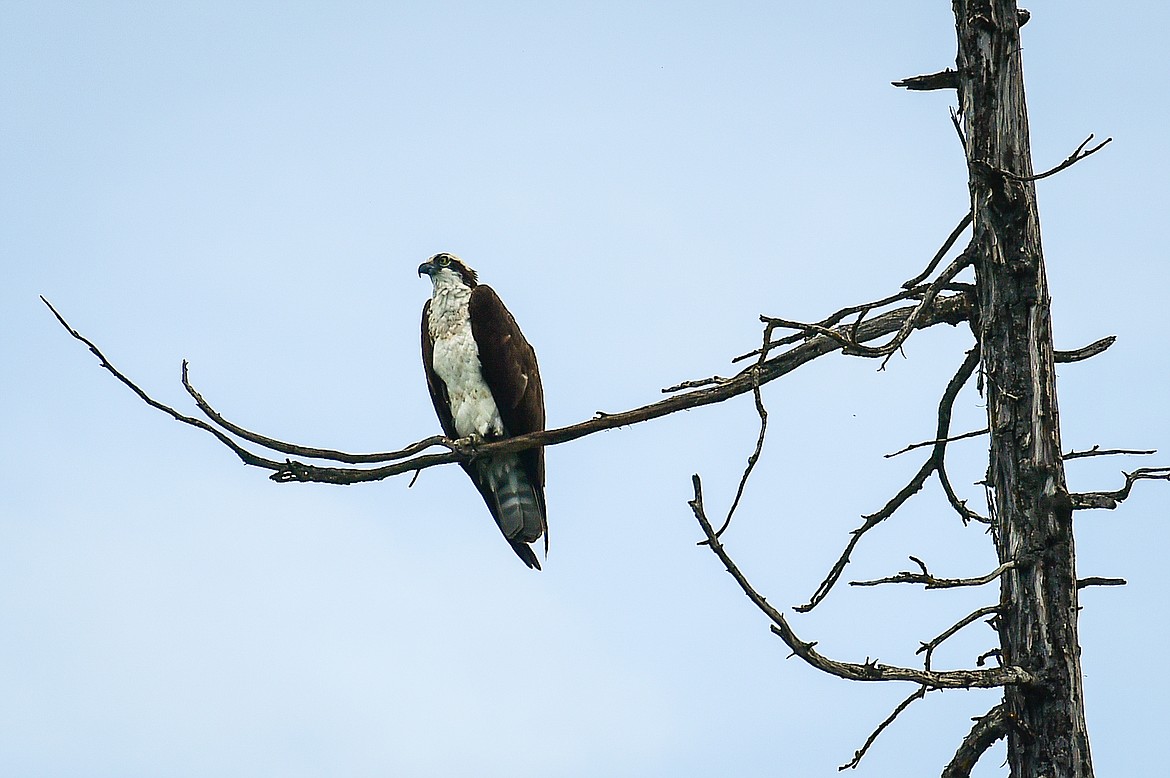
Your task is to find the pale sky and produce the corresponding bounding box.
[3,2,1168,775]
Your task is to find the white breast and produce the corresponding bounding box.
[428,278,506,439]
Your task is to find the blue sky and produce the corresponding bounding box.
[3,2,1168,775]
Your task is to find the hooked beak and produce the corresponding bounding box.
[418,261,435,278]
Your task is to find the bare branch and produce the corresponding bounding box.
[1063,445,1156,461]
[1077,577,1126,589]
[710,372,768,539]
[892,69,959,91]
[182,361,455,464]
[941,705,1007,778]
[1054,335,1116,363]
[839,685,929,771]
[902,211,973,289]
[1007,134,1113,182]
[794,456,935,613]
[735,278,975,364]
[931,349,989,525]
[1070,467,1170,510]
[689,475,1033,689]
[917,606,999,671]
[39,296,290,473]
[796,346,983,612]
[885,428,988,459]
[949,106,966,152]
[760,247,970,366]
[852,557,1016,590]
[46,292,973,486]
[661,375,731,393]
[975,649,1001,668]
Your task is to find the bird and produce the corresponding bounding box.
[418,253,547,569]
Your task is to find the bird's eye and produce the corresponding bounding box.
[437,255,451,266]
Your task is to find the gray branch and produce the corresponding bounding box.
[689,475,1033,690]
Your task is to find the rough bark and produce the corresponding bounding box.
[954,1,1094,776]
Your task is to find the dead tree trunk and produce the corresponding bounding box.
[956,2,1093,775]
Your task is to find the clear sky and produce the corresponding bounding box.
[3,2,1168,775]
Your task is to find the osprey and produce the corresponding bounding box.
[418,253,547,569]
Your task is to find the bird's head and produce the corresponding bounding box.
[418,252,478,289]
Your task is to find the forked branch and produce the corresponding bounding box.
[689,475,1033,690]
[1007,134,1112,182]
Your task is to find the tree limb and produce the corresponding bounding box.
[760,248,972,366]
[1077,577,1126,589]
[851,557,1017,590]
[917,606,999,671]
[902,211,972,289]
[709,373,768,539]
[1070,467,1170,510]
[885,428,988,459]
[1063,444,1156,461]
[182,361,458,464]
[796,346,984,613]
[1002,134,1112,182]
[44,291,973,485]
[941,704,1008,778]
[892,69,959,92]
[1053,335,1116,363]
[689,475,1033,689]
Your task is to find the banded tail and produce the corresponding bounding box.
[478,455,546,569]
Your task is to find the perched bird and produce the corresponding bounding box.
[418,253,547,569]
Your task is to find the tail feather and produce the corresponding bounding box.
[509,539,542,570]
[478,456,545,569]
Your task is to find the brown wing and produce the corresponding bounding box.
[468,285,547,539]
[468,286,545,439]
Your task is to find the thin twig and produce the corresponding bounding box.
[885,428,988,459]
[1063,445,1156,461]
[950,106,967,152]
[917,606,999,671]
[1006,134,1112,182]
[838,685,929,771]
[794,456,936,613]
[39,296,289,473]
[661,376,731,393]
[902,211,973,289]
[709,369,768,539]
